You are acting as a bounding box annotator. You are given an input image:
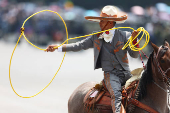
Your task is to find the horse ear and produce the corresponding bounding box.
[164,39,169,47]
[151,42,159,54]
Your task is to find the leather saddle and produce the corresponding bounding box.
[83,68,143,113]
[83,80,139,113]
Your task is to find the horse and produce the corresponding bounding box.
[68,40,170,113]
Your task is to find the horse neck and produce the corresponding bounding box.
[143,58,168,112]
[144,80,168,112]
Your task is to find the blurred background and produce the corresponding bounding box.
[0,0,170,113]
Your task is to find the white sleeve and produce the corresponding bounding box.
[58,46,62,52]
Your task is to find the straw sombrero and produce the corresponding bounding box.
[85,5,127,24]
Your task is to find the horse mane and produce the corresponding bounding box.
[138,51,154,100]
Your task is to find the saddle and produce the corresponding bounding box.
[83,68,159,113]
[83,68,142,113]
[83,80,139,113]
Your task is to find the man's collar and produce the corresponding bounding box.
[98,27,116,43]
[110,27,115,35]
[109,27,115,43]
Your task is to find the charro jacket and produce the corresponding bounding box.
[61,29,138,71]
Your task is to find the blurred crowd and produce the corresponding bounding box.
[0,0,170,54]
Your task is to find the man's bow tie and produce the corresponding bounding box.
[97,31,110,37]
[105,31,110,34]
[98,31,113,43]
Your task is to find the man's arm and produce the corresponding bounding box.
[45,35,94,52]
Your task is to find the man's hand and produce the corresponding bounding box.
[131,30,139,40]
[131,30,140,48]
[45,45,58,52]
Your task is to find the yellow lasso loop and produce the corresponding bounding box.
[122,27,150,51]
[9,10,150,98]
[9,10,68,98]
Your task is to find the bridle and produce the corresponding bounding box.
[153,45,170,88]
[152,45,170,112]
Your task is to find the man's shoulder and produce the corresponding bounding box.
[92,30,100,33]
[84,31,99,41]
[116,29,131,34]
[91,30,100,39]
[116,29,131,37]
[92,30,100,35]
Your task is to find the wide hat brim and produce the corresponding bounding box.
[84,15,128,24]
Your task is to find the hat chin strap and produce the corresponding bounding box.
[101,21,110,31]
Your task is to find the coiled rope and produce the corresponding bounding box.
[9,10,150,98]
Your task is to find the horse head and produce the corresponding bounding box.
[151,40,170,86]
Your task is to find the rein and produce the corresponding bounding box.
[152,80,168,93]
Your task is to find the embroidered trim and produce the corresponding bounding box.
[94,39,100,44]
[94,42,101,51]
[122,53,129,63]
[104,72,116,112]
[100,12,117,18]
[114,41,124,53]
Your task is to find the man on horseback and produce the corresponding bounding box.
[45,5,139,113]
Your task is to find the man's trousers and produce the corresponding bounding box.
[104,69,132,113]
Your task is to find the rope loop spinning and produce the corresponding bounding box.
[9,10,68,98]
[9,10,150,98]
[122,27,150,51]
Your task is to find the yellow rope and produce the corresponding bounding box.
[9,10,68,98]
[9,10,150,98]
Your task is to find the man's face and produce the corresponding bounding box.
[99,20,108,30]
[99,20,114,30]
